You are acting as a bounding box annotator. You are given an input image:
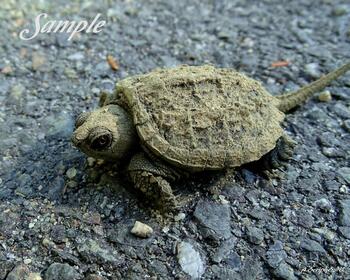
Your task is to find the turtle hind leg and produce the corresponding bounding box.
[250,134,297,171]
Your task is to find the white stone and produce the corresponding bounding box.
[177,242,205,279]
[131,221,153,238]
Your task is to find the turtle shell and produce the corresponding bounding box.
[114,65,285,171]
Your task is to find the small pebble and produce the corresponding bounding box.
[174,213,186,222]
[66,180,77,188]
[91,87,100,95]
[23,258,32,264]
[305,63,321,78]
[318,91,332,102]
[273,262,297,280]
[314,198,332,211]
[312,227,335,241]
[87,157,96,167]
[246,226,264,245]
[85,274,104,280]
[45,263,80,280]
[131,221,153,238]
[8,84,25,104]
[1,65,13,74]
[68,52,85,61]
[332,6,348,16]
[218,195,229,204]
[162,226,170,233]
[27,273,43,280]
[6,265,30,280]
[241,37,255,48]
[42,238,51,247]
[217,31,230,40]
[66,168,77,179]
[32,52,46,71]
[340,185,348,193]
[64,67,77,79]
[300,238,326,254]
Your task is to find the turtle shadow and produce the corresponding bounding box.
[0,132,269,216]
[0,135,141,215]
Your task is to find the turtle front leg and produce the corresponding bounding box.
[127,153,179,210]
[253,134,297,170]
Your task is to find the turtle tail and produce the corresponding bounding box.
[277,62,350,113]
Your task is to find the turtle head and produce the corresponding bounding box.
[71,105,136,161]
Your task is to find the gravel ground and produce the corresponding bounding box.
[1,0,350,279]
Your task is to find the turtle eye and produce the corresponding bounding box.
[90,133,112,151]
[75,112,91,128]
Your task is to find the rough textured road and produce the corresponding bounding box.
[0,0,350,279]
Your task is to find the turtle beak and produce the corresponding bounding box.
[71,133,81,147]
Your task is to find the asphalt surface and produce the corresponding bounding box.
[0,0,350,279]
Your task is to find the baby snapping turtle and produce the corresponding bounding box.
[72,63,350,208]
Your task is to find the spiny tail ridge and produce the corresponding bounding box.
[277,62,350,112]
